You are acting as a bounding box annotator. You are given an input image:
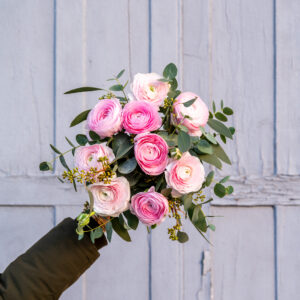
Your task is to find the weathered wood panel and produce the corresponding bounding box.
[276,0,300,175]
[211,0,275,177]
[211,206,275,300]
[0,206,53,271]
[0,0,54,175]
[277,206,300,299]
[151,1,183,299]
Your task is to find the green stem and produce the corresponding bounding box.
[49,146,79,164]
[115,78,128,102]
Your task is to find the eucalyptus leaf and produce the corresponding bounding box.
[226,186,234,195]
[64,87,103,94]
[177,231,189,243]
[196,139,213,154]
[59,155,70,171]
[191,205,207,232]
[167,89,181,99]
[106,221,113,242]
[199,154,222,169]
[70,109,91,127]
[212,101,216,113]
[212,144,231,164]
[183,97,197,107]
[183,194,193,211]
[178,130,191,153]
[50,144,61,154]
[123,210,139,230]
[118,158,137,174]
[109,84,123,91]
[219,176,230,184]
[214,183,226,198]
[76,134,88,146]
[170,78,178,90]
[89,131,100,141]
[205,171,214,186]
[223,107,233,115]
[65,136,75,147]
[229,127,235,135]
[163,63,177,79]
[207,119,232,139]
[208,224,216,231]
[215,112,228,122]
[39,161,52,171]
[116,69,125,79]
[111,218,131,242]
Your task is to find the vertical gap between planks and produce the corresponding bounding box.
[127,0,133,80]
[273,0,277,175]
[53,205,57,226]
[148,3,152,300]
[82,0,87,113]
[52,0,57,172]
[177,1,184,299]
[273,206,278,300]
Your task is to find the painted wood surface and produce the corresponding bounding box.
[0,0,299,299]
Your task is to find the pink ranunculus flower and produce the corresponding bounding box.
[88,177,130,217]
[87,98,122,139]
[131,73,169,108]
[122,101,162,134]
[74,143,115,172]
[172,92,209,136]
[130,186,169,226]
[134,133,169,176]
[165,152,205,197]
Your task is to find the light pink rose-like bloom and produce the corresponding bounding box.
[130,186,169,226]
[87,98,122,138]
[172,92,209,136]
[131,73,169,108]
[134,133,169,176]
[88,177,130,217]
[122,101,162,134]
[74,143,115,172]
[165,152,205,197]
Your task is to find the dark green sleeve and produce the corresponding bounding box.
[0,218,107,300]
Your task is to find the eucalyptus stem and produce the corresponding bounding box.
[115,78,129,102]
[49,146,79,164]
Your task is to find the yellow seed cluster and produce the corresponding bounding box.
[194,190,206,203]
[168,198,183,241]
[62,156,115,185]
[99,92,115,100]
[163,97,173,109]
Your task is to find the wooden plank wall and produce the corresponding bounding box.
[0,1,299,300]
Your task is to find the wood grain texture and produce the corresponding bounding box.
[276,0,300,175]
[277,206,300,299]
[211,206,275,300]
[55,0,87,174]
[0,0,54,176]
[211,0,275,177]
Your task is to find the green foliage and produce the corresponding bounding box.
[116,69,125,79]
[89,131,100,141]
[183,193,193,211]
[50,144,61,154]
[205,171,214,186]
[223,107,233,115]
[76,134,88,146]
[64,87,103,94]
[212,144,231,165]
[39,161,52,171]
[207,119,232,139]
[123,210,139,230]
[106,221,113,242]
[65,136,75,147]
[196,139,213,154]
[178,129,191,153]
[183,97,197,107]
[118,157,137,174]
[70,109,91,127]
[163,63,177,79]
[215,112,228,122]
[177,231,189,243]
[208,224,216,231]
[191,205,207,232]
[214,183,226,198]
[199,154,222,169]
[90,227,103,244]
[109,84,123,91]
[111,218,131,242]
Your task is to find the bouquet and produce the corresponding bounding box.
[40,63,235,244]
